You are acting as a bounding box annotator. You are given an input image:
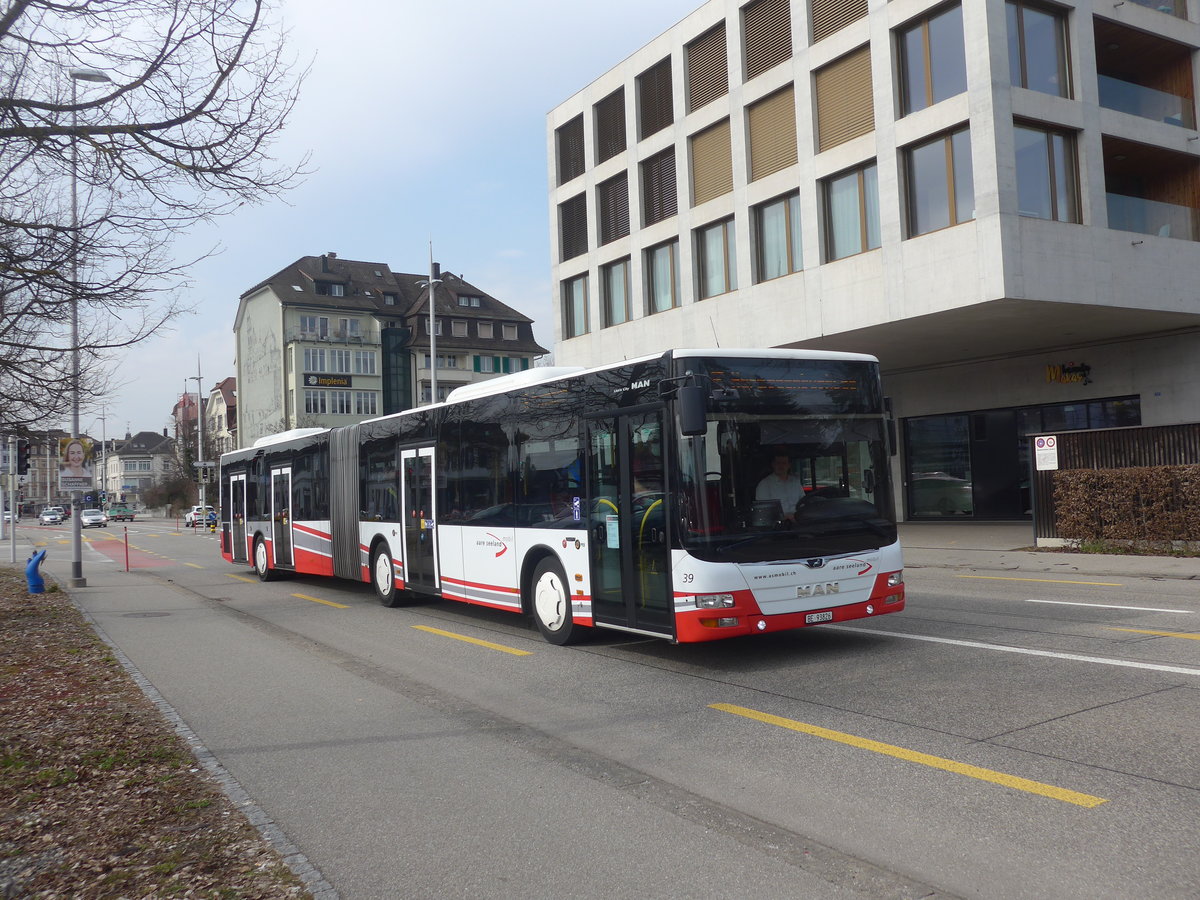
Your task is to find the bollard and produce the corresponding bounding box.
[26,549,47,594]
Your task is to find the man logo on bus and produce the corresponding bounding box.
[805,558,825,569]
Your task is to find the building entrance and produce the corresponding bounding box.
[903,396,1140,520]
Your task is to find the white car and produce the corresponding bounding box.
[39,508,63,525]
[185,505,216,527]
[80,508,108,528]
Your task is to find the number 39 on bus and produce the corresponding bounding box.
[218,349,905,644]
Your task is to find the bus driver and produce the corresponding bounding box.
[756,453,806,522]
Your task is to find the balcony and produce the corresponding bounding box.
[286,326,379,345]
[1098,75,1193,128]
[1107,192,1199,241]
[1124,0,1185,17]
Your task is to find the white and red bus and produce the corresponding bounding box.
[218,349,905,643]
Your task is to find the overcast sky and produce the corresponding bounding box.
[88,0,701,443]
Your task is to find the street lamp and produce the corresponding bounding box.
[68,66,111,588]
[189,364,206,516]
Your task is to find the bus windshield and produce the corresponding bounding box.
[677,357,895,563]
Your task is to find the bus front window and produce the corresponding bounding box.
[678,415,896,563]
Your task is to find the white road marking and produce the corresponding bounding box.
[1025,599,1191,614]
[830,625,1200,677]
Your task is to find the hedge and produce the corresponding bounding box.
[1054,465,1200,543]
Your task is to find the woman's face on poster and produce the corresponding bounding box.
[67,442,85,467]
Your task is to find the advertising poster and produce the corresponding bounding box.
[58,436,95,492]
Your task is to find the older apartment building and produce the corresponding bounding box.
[547,0,1200,520]
[234,253,547,448]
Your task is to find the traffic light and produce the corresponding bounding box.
[16,440,30,474]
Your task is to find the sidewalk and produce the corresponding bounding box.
[898,520,1200,580]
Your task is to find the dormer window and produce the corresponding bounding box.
[383,293,397,305]
[478,321,494,339]
[457,294,482,307]
[315,282,345,297]
[503,323,518,340]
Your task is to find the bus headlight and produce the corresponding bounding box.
[887,571,904,587]
[696,593,736,609]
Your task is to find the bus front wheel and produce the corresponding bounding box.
[531,557,583,645]
[253,537,276,582]
[372,544,405,608]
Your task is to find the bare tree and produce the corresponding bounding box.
[0,0,306,430]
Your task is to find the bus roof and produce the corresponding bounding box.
[251,427,328,448]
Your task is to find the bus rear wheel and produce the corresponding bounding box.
[531,557,583,645]
[253,537,276,582]
[372,544,407,607]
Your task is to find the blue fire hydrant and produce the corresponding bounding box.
[26,549,47,594]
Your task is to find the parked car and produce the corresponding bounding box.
[108,506,135,522]
[80,508,108,528]
[184,505,216,527]
[3,509,16,523]
[39,508,63,525]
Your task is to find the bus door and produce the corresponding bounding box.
[271,466,293,568]
[587,409,673,637]
[229,473,248,563]
[400,446,438,593]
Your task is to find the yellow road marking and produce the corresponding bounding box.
[293,592,349,609]
[412,625,532,656]
[710,703,1107,809]
[225,573,257,584]
[956,575,1121,587]
[1109,628,1200,640]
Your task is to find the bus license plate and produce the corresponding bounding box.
[805,611,833,624]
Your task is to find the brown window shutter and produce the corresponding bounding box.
[556,115,585,186]
[594,88,626,164]
[559,194,588,261]
[815,46,874,151]
[597,172,630,245]
[641,148,678,226]
[691,119,733,205]
[811,0,868,44]
[743,0,792,81]
[638,58,674,140]
[748,86,797,181]
[687,23,729,112]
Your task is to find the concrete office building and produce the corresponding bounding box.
[547,0,1200,519]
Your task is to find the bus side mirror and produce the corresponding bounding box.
[678,385,707,436]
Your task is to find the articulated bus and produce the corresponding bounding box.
[218,349,905,644]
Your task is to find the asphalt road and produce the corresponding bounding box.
[24,518,1200,899]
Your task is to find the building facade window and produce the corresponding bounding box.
[641,148,677,226]
[452,320,468,337]
[556,114,585,185]
[645,240,680,313]
[502,323,518,340]
[601,258,630,327]
[337,318,360,338]
[300,315,328,338]
[562,274,589,338]
[637,57,673,139]
[477,321,494,339]
[423,319,442,336]
[825,162,881,261]
[304,390,326,415]
[690,119,733,205]
[330,390,352,415]
[686,22,728,112]
[754,192,802,281]
[478,356,495,373]
[598,172,630,244]
[743,0,792,79]
[594,87,626,164]
[812,0,867,44]
[559,193,588,261]
[747,87,797,181]
[1014,123,1079,222]
[696,218,737,298]
[1007,0,1070,98]
[815,46,874,152]
[353,351,376,375]
[898,4,967,115]
[906,127,975,236]
[330,349,351,373]
[356,392,378,416]
[457,294,482,307]
[303,348,326,372]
